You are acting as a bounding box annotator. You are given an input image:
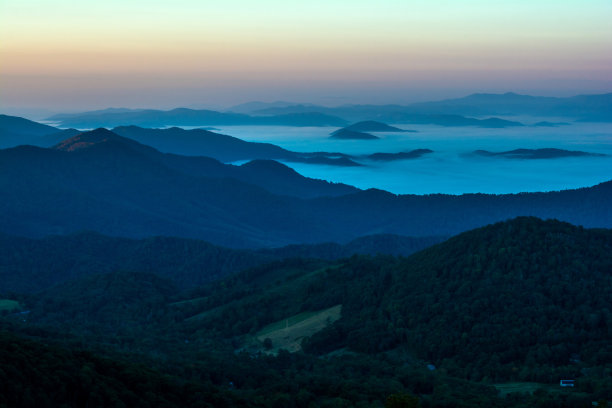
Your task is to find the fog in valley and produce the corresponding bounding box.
[209,121,612,195]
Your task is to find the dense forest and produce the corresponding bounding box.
[1,217,610,407]
[0,231,443,293]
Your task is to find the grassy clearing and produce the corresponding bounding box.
[257,310,321,337]
[0,299,21,312]
[252,304,342,354]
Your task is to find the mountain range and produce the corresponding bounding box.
[251,92,612,122]
[46,108,348,128]
[336,120,414,133]
[1,127,611,248]
[5,92,608,132]
[407,92,612,120]
[48,107,525,129]
[0,115,379,167]
[0,114,80,149]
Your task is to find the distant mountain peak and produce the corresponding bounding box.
[342,121,411,133]
[329,129,380,140]
[241,159,297,172]
[53,128,116,151]
[462,91,530,100]
[226,100,307,114]
[52,128,154,154]
[0,113,60,136]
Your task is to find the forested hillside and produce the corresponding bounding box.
[0,231,442,294]
[2,218,610,406]
[172,217,612,386]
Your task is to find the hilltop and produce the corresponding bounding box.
[0,114,79,148]
[339,120,413,133]
[329,128,380,140]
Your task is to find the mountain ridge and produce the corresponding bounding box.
[46,108,348,128]
[1,129,611,247]
[0,230,444,294]
[253,92,612,121]
[339,120,412,133]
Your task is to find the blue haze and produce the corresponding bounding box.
[213,122,612,195]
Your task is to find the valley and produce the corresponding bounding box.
[1,92,611,407]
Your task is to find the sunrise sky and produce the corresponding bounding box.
[1,0,611,112]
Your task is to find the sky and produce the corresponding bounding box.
[1,0,611,113]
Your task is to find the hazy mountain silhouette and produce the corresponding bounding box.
[408,92,612,120]
[253,92,612,122]
[47,108,347,128]
[329,129,380,140]
[48,107,143,121]
[226,101,315,114]
[263,112,347,126]
[339,120,415,133]
[40,92,612,131]
[112,125,293,161]
[0,114,82,148]
[112,125,361,166]
[56,128,358,198]
[474,148,607,159]
[532,121,570,127]
[256,105,525,127]
[1,129,611,247]
[0,114,58,136]
[328,121,418,140]
[1,116,361,167]
[365,149,433,161]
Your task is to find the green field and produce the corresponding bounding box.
[0,299,21,312]
[253,304,342,354]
